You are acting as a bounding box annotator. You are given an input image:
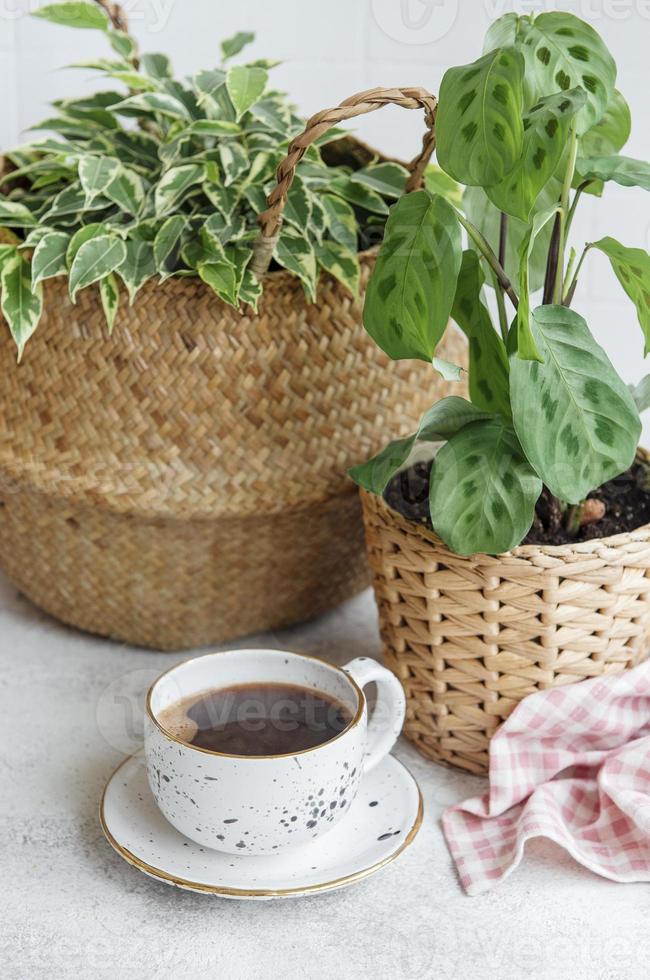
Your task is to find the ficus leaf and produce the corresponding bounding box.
[218,142,248,186]
[274,232,318,303]
[225,66,268,120]
[140,53,172,80]
[349,163,409,200]
[154,164,204,216]
[451,250,510,417]
[78,155,120,204]
[0,253,43,359]
[66,223,107,267]
[328,176,389,215]
[112,92,190,120]
[99,272,119,333]
[321,194,357,253]
[437,46,525,187]
[118,237,156,304]
[31,231,70,288]
[486,88,586,221]
[221,31,255,62]
[349,396,492,495]
[153,215,186,274]
[0,199,37,228]
[510,305,640,503]
[198,259,238,307]
[32,2,109,30]
[69,234,127,300]
[105,164,145,215]
[591,237,650,354]
[429,418,542,556]
[315,240,360,299]
[363,190,462,362]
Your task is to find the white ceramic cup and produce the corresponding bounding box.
[144,649,406,855]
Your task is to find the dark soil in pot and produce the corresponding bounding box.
[384,458,650,547]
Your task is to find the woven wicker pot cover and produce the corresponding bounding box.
[0,87,466,651]
[360,486,650,775]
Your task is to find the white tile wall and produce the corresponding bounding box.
[2,0,650,431]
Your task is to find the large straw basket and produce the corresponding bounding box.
[360,469,650,775]
[0,87,465,650]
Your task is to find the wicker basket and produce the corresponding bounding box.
[360,475,650,775]
[0,87,466,650]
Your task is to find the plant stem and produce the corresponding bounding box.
[562,246,577,299]
[553,124,579,304]
[491,270,509,342]
[565,180,592,239]
[542,211,561,305]
[455,209,519,310]
[563,243,592,306]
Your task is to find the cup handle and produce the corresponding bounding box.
[343,658,406,772]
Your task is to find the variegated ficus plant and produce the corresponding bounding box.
[0,1,408,357]
[351,11,650,556]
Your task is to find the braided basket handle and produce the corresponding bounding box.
[250,85,438,277]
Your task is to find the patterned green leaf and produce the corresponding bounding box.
[630,375,650,414]
[226,66,268,120]
[486,89,586,221]
[424,165,464,209]
[350,162,409,199]
[510,305,640,502]
[32,2,109,30]
[31,231,70,288]
[580,89,630,157]
[69,234,127,300]
[463,185,552,293]
[274,232,317,303]
[575,156,650,192]
[350,396,491,495]
[221,31,255,62]
[516,206,560,361]
[198,260,238,307]
[430,419,542,555]
[79,155,120,204]
[316,240,360,299]
[591,238,650,354]
[437,46,525,187]
[513,12,616,134]
[218,143,248,186]
[154,164,204,216]
[321,194,358,252]
[99,272,119,333]
[364,190,462,362]
[1,253,43,358]
[0,200,37,228]
[451,250,510,417]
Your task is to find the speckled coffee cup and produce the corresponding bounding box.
[144,649,406,855]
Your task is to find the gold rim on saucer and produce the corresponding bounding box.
[99,753,424,898]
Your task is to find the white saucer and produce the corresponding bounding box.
[100,752,423,899]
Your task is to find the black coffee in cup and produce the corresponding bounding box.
[158,683,352,756]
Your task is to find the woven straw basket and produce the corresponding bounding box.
[0,87,465,650]
[360,465,650,775]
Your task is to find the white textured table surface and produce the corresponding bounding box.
[3,573,650,980]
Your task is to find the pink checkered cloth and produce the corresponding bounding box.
[442,660,650,896]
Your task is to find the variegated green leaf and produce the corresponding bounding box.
[321,194,357,252]
[118,237,156,304]
[221,31,255,62]
[364,190,462,362]
[1,253,43,359]
[316,240,360,299]
[328,176,388,215]
[66,223,107,267]
[349,396,491,495]
[31,231,70,288]
[591,238,650,353]
[218,143,248,186]
[108,29,137,62]
[105,164,145,214]
[69,235,127,300]
[350,163,409,200]
[188,119,241,138]
[0,199,37,228]
[154,164,204,216]
[239,266,262,312]
[274,232,317,303]
[112,92,190,120]
[140,53,172,79]
[225,66,268,120]
[99,272,119,333]
[198,260,238,306]
[437,46,525,187]
[283,177,312,232]
[78,155,120,204]
[430,418,542,556]
[32,2,109,30]
[153,215,186,274]
[510,305,640,502]
[486,89,586,221]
